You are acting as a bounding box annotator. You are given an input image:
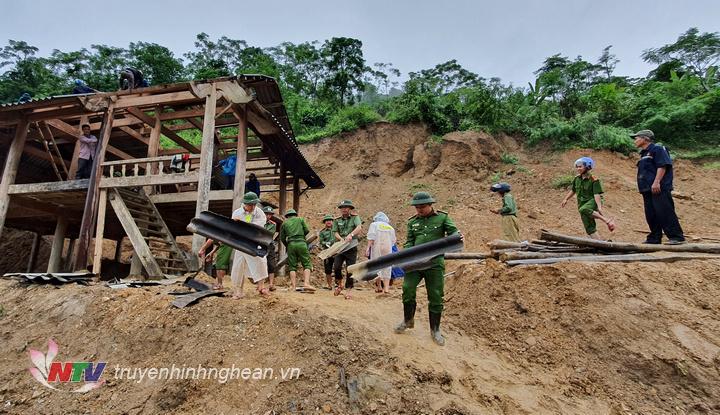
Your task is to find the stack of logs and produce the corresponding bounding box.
[446,230,720,266]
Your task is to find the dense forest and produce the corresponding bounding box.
[1,28,718,155]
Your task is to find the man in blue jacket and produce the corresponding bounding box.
[632,129,685,245]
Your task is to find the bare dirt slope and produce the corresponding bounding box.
[1,122,719,414]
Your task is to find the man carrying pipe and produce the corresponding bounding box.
[395,191,461,346]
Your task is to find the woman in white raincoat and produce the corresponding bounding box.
[366,212,396,294]
[230,192,269,299]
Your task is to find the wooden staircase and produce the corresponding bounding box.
[108,188,191,277]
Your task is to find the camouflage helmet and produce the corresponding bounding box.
[322,214,334,222]
[284,209,298,217]
[410,191,435,206]
[262,205,274,214]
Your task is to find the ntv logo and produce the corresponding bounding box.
[28,339,106,393]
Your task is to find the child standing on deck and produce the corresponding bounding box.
[561,157,616,240]
[489,182,521,242]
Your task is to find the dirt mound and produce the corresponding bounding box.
[444,260,720,413]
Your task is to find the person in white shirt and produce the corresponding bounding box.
[230,192,269,298]
[366,212,396,295]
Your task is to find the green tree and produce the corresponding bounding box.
[128,42,185,84]
[321,37,366,105]
[642,27,720,91]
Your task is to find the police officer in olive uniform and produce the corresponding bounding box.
[395,191,459,346]
[279,209,314,291]
[332,200,363,296]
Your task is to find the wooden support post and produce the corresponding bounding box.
[129,254,142,276]
[0,117,29,238]
[192,86,217,259]
[26,232,41,272]
[278,161,287,216]
[47,217,67,273]
[277,161,288,276]
[63,239,75,272]
[68,116,88,179]
[232,105,248,211]
[292,177,300,212]
[145,106,162,195]
[92,189,108,275]
[114,239,123,262]
[74,103,115,271]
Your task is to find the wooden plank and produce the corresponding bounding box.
[74,103,115,271]
[0,117,29,237]
[192,85,217,258]
[126,107,200,153]
[9,179,90,195]
[99,171,199,188]
[159,106,225,121]
[507,252,720,266]
[232,105,248,211]
[92,189,108,275]
[115,90,198,109]
[88,115,143,130]
[108,190,163,277]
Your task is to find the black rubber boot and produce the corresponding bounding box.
[429,312,445,346]
[394,303,416,333]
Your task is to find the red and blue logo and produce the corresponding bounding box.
[28,339,105,393]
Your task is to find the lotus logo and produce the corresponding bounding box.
[28,339,105,393]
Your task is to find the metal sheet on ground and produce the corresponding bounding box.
[171,290,225,308]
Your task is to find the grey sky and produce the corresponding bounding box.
[2,0,718,86]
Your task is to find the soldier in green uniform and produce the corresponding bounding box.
[279,209,315,291]
[318,214,336,290]
[332,199,363,299]
[263,206,279,291]
[395,191,460,346]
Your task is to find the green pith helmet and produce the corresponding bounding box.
[242,191,260,205]
[337,199,355,209]
[410,191,435,206]
[284,209,298,217]
[322,214,334,222]
[262,206,274,214]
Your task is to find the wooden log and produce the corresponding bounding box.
[488,240,529,250]
[0,117,29,238]
[507,252,720,266]
[92,189,108,275]
[540,230,720,254]
[444,252,492,260]
[47,217,67,273]
[232,105,248,211]
[74,103,115,271]
[191,86,217,259]
[292,177,300,212]
[26,232,41,272]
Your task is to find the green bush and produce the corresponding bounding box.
[297,104,380,143]
[500,153,519,164]
[552,174,575,189]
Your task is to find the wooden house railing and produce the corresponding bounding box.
[99,155,201,189]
